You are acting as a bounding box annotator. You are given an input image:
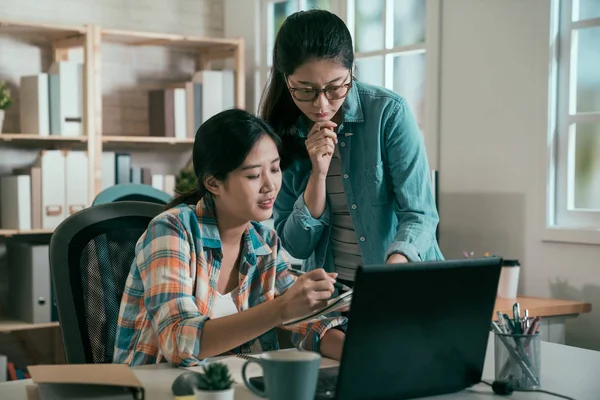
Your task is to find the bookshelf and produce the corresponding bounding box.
[0,20,246,337]
[0,19,245,235]
[93,27,245,194]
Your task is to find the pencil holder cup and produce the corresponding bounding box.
[494,332,541,390]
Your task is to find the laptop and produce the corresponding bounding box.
[251,257,502,399]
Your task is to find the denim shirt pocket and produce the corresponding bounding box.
[364,161,392,206]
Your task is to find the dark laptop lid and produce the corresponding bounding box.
[335,257,502,400]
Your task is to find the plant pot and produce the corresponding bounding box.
[0,109,4,133]
[195,388,235,400]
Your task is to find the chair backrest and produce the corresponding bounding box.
[49,201,165,364]
[92,183,172,206]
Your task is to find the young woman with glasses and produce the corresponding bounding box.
[260,9,444,289]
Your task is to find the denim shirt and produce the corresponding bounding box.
[273,81,444,273]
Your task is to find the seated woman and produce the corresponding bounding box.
[113,108,346,367]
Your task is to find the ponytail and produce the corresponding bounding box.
[164,184,206,210]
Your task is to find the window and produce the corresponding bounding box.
[350,0,426,126]
[258,0,428,129]
[550,0,600,231]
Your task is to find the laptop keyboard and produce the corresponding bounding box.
[314,366,339,398]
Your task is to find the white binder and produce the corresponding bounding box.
[0,175,32,230]
[20,74,50,135]
[164,174,175,196]
[40,150,66,229]
[48,61,84,136]
[101,152,116,190]
[65,150,88,215]
[173,88,187,139]
[152,174,164,191]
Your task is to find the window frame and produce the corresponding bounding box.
[348,0,426,91]
[542,0,600,244]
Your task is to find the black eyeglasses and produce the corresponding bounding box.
[286,74,353,102]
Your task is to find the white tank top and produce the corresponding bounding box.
[212,288,262,353]
[212,289,239,319]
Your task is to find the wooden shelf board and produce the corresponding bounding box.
[102,135,194,150]
[100,28,240,52]
[0,19,84,40]
[0,134,88,148]
[0,229,54,238]
[0,319,59,333]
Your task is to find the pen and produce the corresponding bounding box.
[288,268,352,292]
[527,316,542,335]
[496,312,508,334]
[503,313,515,334]
[513,303,522,334]
[490,321,540,386]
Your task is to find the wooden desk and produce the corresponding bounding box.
[2,334,600,400]
[493,296,592,344]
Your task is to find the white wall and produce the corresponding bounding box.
[438,0,600,350]
[0,0,224,366]
[223,0,261,114]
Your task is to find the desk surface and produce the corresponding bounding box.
[2,333,600,400]
[494,296,592,319]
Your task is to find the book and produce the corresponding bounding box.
[27,364,144,400]
[280,290,353,327]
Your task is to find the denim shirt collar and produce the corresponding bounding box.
[341,81,364,123]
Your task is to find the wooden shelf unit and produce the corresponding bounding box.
[92,27,245,195]
[0,19,245,204]
[0,19,98,203]
[0,20,246,333]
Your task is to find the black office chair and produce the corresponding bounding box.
[49,201,165,364]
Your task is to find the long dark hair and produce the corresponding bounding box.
[165,108,281,210]
[259,9,354,169]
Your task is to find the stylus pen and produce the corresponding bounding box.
[288,268,352,292]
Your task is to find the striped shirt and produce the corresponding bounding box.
[113,197,346,367]
[327,145,363,281]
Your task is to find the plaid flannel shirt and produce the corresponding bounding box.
[113,197,347,367]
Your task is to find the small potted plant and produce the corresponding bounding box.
[172,363,235,400]
[195,362,235,400]
[0,81,12,133]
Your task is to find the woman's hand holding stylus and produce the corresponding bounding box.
[278,269,337,322]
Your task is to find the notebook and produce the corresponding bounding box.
[280,290,353,327]
[27,364,144,400]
